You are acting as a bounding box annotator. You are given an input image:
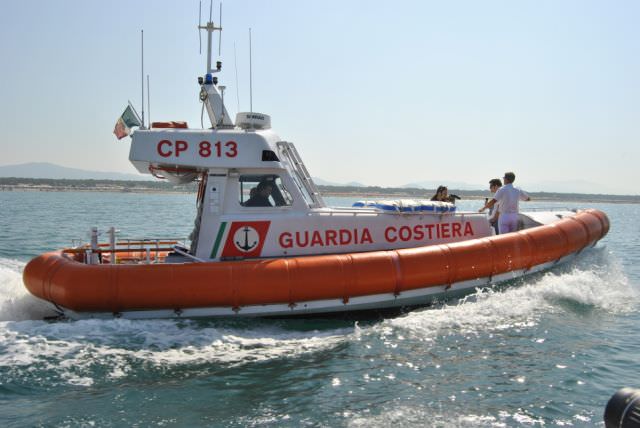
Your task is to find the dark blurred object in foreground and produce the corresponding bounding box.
[605,388,640,428]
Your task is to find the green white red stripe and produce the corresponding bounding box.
[113,105,142,140]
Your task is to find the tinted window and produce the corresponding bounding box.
[239,175,292,207]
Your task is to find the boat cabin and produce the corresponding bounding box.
[126,18,492,263]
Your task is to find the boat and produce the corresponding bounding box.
[22,14,609,320]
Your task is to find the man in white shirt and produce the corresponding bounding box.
[479,172,530,234]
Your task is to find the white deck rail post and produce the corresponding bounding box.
[89,227,100,265]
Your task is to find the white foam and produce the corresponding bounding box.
[0,258,357,386]
[0,317,355,386]
[346,405,593,427]
[0,258,58,321]
[347,406,508,428]
[382,250,637,340]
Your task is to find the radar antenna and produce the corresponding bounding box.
[197,1,223,74]
[196,1,232,129]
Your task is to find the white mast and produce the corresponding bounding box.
[197,1,233,128]
[147,74,151,126]
[198,1,222,75]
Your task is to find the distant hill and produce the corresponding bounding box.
[312,177,367,187]
[403,180,483,191]
[2,164,633,196]
[0,162,150,181]
[525,179,616,195]
[311,177,338,186]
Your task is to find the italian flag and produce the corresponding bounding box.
[113,105,142,140]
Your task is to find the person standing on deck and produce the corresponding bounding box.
[479,178,502,234]
[479,172,530,234]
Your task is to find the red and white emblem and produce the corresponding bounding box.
[233,225,260,252]
[221,221,270,258]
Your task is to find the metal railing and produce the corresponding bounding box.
[66,227,189,265]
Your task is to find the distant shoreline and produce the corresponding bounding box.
[3,187,635,204]
[0,185,191,195]
[2,180,638,204]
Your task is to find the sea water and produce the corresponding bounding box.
[0,191,638,427]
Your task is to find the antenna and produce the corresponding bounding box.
[141,30,145,128]
[234,41,240,112]
[249,28,253,114]
[198,1,202,54]
[218,3,222,55]
[147,75,151,126]
[197,0,222,74]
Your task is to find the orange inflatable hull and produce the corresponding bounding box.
[23,210,609,317]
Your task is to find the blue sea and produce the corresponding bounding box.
[0,191,638,427]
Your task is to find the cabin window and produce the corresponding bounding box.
[239,174,293,207]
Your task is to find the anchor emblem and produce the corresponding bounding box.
[222,221,270,258]
[233,226,259,252]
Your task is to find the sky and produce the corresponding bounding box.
[0,1,638,194]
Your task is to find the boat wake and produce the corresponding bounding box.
[345,404,593,428]
[0,257,353,386]
[381,247,637,340]
[0,317,352,388]
[0,258,57,322]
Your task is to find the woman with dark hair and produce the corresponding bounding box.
[430,185,449,202]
